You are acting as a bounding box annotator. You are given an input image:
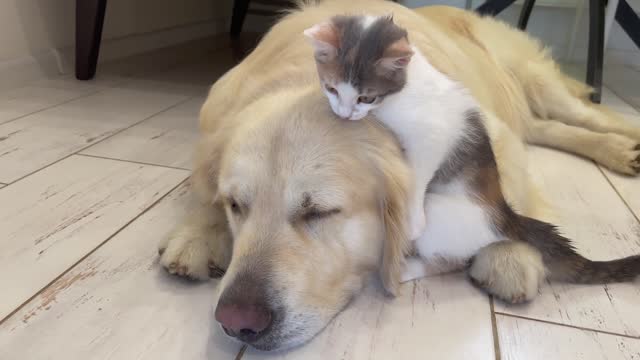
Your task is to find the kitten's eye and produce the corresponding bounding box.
[229,199,241,215]
[357,95,377,104]
[325,85,338,95]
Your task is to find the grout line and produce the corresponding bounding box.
[495,312,640,340]
[0,75,132,127]
[5,95,195,187]
[75,153,191,171]
[596,165,640,225]
[490,297,502,360]
[0,88,107,126]
[0,177,189,327]
[604,82,640,115]
[77,95,195,151]
[234,345,248,360]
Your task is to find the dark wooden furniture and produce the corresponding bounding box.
[476,0,640,103]
[74,0,402,80]
[76,0,107,80]
[230,0,399,38]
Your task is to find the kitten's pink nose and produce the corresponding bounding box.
[337,106,352,119]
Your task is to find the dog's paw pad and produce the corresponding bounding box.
[209,261,225,278]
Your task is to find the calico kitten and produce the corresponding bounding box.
[304,15,478,241]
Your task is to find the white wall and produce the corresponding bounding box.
[0,0,232,86]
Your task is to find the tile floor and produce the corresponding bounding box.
[0,44,639,360]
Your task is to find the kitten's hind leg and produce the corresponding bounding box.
[468,240,545,304]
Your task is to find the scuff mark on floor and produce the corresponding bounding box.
[22,265,98,324]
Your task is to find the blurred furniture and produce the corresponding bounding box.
[76,0,107,80]
[76,0,403,80]
[476,0,640,103]
[230,0,306,38]
[230,0,399,37]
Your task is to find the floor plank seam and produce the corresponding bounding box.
[596,165,640,224]
[74,95,197,154]
[0,177,189,326]
[604,82,640,114]
[5,95,196,187]
[495,311,640,340]
[0,87,112,127]
[490,297,502,360]
[75,153,191,171]
[234,345,248,360]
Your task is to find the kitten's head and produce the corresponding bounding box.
[304,15,413,120]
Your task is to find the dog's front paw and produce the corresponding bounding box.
[598,135,640,175]
[158,226,225,280]
[468,241,545,304]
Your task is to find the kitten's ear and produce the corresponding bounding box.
[377,37,413,74]
[303,22,339,63]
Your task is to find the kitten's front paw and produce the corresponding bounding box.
[408,209,427,241]
[400,257,428,283]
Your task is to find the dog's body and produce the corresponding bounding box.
[158,0,640,351]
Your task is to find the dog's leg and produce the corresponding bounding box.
[526,117,640,175]
[468,240,545,304]
[524,64,640,141]
[547,91,640,141]
[158,200,232,280]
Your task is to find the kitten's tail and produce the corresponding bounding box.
[513,214,640,284]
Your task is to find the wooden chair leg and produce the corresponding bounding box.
[518,0,536,29]
[587,0,605,103]
[476,0,517,16]
[615,0,640,48]
[230,0,251,38]
[75,0,107,80]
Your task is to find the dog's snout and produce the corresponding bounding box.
[215,269,275,343]
[215,303,272,340]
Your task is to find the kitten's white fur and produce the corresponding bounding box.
[385,48,503,279]
[374,46,475,240]
[326,45,503,269]
[325,84,376,120]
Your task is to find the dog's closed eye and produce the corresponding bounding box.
[302,208,341,222]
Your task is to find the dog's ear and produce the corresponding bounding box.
[368,135,412,296]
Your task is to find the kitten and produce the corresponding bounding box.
[304,15,478,241]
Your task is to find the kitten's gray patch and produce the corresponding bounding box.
[330,15,409,98]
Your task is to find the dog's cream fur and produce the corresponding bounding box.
[159,0,640,350]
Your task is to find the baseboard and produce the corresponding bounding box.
[605,49,640,70]
[560,45,640,69]
[0,18,229,92]
[0,50,62,93]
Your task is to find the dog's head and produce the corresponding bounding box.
[193,89,411,351]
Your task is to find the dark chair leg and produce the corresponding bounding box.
[230,0,251,38]
[476,0,517,16]
[518,0,536,29]
[587,0,605,103]
[75,0,107,80]
[615,0,640,48]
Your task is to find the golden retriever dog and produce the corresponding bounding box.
[158,0,640,351]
